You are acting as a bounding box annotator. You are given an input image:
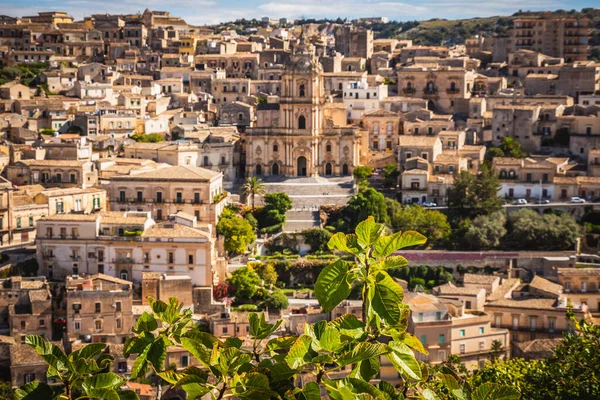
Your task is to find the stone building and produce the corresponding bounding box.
[5,159,98,189]
[36,211,223,286]
[103,164,226,225]
[557,268,600,313]
[397,64,476,113]
[245,40,362,177]
[65,274,133,344]
[507,16,592,62]
[0,277,52,343]
[382,292,509,372]
[334,26,373,59]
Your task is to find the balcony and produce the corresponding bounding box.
[446,88,460,94]
[423,88,438,98]
[402,87,416,95]
[113,258,134,264]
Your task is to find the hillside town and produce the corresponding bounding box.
[0,8,599,400]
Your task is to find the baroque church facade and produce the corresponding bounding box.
[245,42,362,177]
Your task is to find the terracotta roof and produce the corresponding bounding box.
[28,289,50,302]
[100,212,147,225]
[363,109,398,117]
[487,297,560,310]
[529,276,563,295]
[41,214,98,222]
[114,165,219,181]
[142,223,210,239]
[399,135,439,147]
[463,274,499,285]
[11,342,62,365]
[514,338,561,355]
[434,154,461,163]
[434,282,483,296]
[18,159,87,167]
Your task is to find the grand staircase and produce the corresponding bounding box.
[257,176,356,232]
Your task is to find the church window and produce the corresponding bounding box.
[298,116,306,129]
[273,144,278,152]
[326,144,332,152]
[299,84,305,97]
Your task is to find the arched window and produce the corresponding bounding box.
[427,81,435,92]
[326,144,332,152]
[273,144,278,152]
[407,81,412,89]
[298,115,306,129]
[508,170,516,178]
[256,164,262,175]
[203,156,209,166]
[500,170,507,178]
[238,113,244,121]
[450,82,456,91]
[299,84,305,97]
[338,83,343,90]
[120,270,128,281]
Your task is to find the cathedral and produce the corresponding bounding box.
[245,41,362,178]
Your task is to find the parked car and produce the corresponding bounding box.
[512,199,528,205]
[535,199,550,204]
[422,201,437,207]
[571,197,586,203]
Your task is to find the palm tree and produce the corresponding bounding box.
[242,176,266,211]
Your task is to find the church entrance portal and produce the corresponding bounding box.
[297,156,307,176]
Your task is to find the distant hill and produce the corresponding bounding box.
[213,9,600,61]
[370,9,600,61]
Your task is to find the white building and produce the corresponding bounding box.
[343,79,388,123]
[36,211,223,286]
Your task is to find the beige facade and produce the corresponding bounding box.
[65,274,133,344]
[491,105,541,152]
[397,66,475,113]
[557,268,600,313]
[486,297,589,345]
[508,17,592,62]
[103,164,226,226]
[36,211,222,285]
[6,159,98,189]
[0,180,106,249]
[0,277,52,343]
[402,293,509,372]
[246,42,362,178]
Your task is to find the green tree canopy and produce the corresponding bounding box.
[463,211,507,249]
[448,168,502,219]
[345,187,389,227]
[302,228,332,253]
[228,266,261,301]
[390,205,451,245]
[353,165,372,182]
[130,132,164,143]
[507,209,579,250]
[383,163,400,188]
[260,289,289,310]
[217,214,256,254]
[263,192,292,215]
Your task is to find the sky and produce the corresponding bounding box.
[2,0,597,26]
